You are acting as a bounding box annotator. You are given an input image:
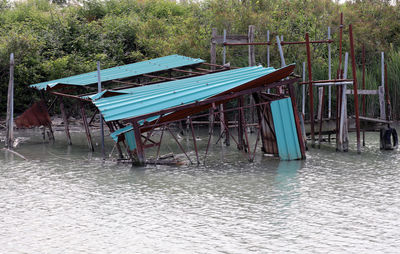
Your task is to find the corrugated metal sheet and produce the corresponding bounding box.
[29,55,205,91]
[93,65,295,122]
[270,98,302,160]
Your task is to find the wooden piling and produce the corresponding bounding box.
[305,33,315,147]
[5,53,14,148]
[362,45,366,146]
[349,24,361,154]
[132,121,145,165]
[79,101,94,151]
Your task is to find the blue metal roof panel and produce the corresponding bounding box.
[270,98,302,160]
[29,55,205,90]
[93,65,290,122]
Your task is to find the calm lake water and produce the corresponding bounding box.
[1,128,400,253]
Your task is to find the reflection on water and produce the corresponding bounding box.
[0,129,400,253]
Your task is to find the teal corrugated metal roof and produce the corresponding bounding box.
[270,98,302,160]
[93,65,293,122]
[29,55,205,90]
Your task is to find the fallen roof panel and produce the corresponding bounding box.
[29,55,205,91]
[92,64,295,122]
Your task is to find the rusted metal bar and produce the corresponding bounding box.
[142,74,176,81]
[167,126,193,164]
[155,125,165,162]
[105,122,124,159]
[305,33,315,147]
[88,108,99,126]
[59,96,72,145]
[281,39,334,45]
[224,42,271,46]
[298,79,353,85]
[50,91,91,102]
[132,120,145,165]
[171,68,206,75]
[189,118,199,164]
[79,101,94,151]
[349,24,361,154]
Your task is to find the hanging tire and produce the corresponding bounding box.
[380,126,398,150]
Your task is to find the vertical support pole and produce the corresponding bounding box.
[237,97,245,150]
[379,52,386,120]
[97,61,105,160]
[362,45,366,146]
[223,29,227,65]
[349,24,361,154]
[318,86,326,148]
[267,30,270,67]
[248,25,255,66]
[384,63,391,120]
[5,53,14,148]
[210,28,217,70]
[305,33,315,147]
[336,13,344,150]
[209,28,217,133]
[339,53,349,152]
[80,101,94,151]
[59,96,72,145]
[328,27,332,119]
[276,36,286,67]
[132,121,145,166]
[106,122,124,159]
[302,62,306,115]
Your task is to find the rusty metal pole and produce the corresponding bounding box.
[362,45,366,146]
[305,33,315,147]
[349,24,361,154]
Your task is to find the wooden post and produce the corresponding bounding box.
[237,97,245,150]
[336,13,344,151]
[5,53,14,148]
[305,33,315,147]
[59,96,72,145]
[79,101,94,151]
[302,62,306,115]
[384,63,391,120]
[132,121,145,165]
[248,25,256,66]
[97,61,105,160]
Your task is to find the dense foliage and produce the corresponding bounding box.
[0,0,399,118]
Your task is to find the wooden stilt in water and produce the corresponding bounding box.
[79,101,94,151]
[349,24,361,154]
[237,97,245,150]
[59,96,72,145]
[305,33,315,147]
[5,53,14,148]
[132,121,145,165]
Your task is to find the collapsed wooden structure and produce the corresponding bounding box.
[18,55,306,165]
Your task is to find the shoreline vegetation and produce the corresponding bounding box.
[1,0,400,119]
